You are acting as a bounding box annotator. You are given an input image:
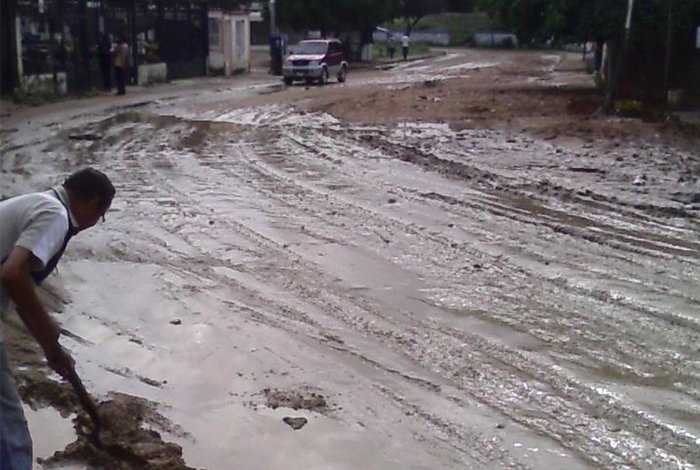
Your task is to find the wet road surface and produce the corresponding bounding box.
[1,49,699,469]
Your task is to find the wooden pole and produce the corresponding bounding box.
[605,0,635,113]
[662,0,674,112]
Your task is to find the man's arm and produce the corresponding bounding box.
[0,246,74,378]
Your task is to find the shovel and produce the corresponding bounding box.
[66,368,147,465]
[65,368,102,447]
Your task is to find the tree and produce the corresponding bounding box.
[446,0,477,12]
[275,0,401,38]
[477,0,700,110]
[208,0,246,10]
[401,0,448,33]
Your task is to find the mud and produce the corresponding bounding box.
[263,388,328,412]
[1,48,698,469]
[42,394,193,470]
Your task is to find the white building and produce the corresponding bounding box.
[209,10,251,75]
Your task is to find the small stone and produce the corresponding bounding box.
[283,417,308,430]
[496,423,505,429]
[388,197,397,204]
[209,220,215,225]
[170,319,182,325]
[632,174,647,186]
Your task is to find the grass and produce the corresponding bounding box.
[383,12,499,47]
[371,42,431,61]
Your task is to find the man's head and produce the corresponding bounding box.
[63,168,115,230]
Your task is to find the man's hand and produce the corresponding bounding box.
[42,339,75,379]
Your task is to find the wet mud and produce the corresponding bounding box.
[1,48,698,469]
[42,394,193,469]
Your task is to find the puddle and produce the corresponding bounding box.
[25,406,77,463]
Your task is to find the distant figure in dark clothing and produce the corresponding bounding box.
[387,35,396,60]
[112,37,130,96]
[96,34,112,91]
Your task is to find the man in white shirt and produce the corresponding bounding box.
[0,168,115,469]
[401,33,410,60]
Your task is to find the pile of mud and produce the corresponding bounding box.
[263,387,328,412]
[41,393,194,470]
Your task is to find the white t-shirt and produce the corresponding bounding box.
[402,35,410,47]
[0,189,71,340]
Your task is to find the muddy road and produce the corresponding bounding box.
[1,49,699,469]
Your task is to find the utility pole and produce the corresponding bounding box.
[662,0,674,112]
[605,0,635,113]
[269,0,277,35]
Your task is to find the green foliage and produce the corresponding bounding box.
[411,12,497,45]
[372,41,430,59]
[208,0,245,10]
[446,0,478,12]
[478,0,700,46]
[276,0,401,36]
[401,0,448,32]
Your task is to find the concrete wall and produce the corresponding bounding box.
[209,11,251,75]
[474,33,519,48]
[21,72,67,95]
[138,63,167,85]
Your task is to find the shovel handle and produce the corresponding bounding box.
[66,369,102,446]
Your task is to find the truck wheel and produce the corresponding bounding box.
[283,77,293,86]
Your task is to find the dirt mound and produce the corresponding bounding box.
[263,387,328,412]
[41,394,194,470]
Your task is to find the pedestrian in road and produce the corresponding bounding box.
[112,36,130,96]
[0,168,115,470]
[387,34,396,60]
[401,32,410,60]
[95,33,112,91]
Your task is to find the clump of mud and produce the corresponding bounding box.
[41,393,194,470]
[263,388,328,412]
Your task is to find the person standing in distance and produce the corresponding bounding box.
[95,33,113,91]
[401,32,410,60]
[112,36,130,96]
[387,34,396,60]
[0,168,115,470]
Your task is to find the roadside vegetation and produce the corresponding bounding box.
[410,12,498,46]
[371,41,430,61]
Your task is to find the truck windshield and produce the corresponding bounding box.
[295,41,327,55]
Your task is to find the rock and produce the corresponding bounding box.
[496,423,505,429]
[632,174,647,186]
[388,197,397,204]
[169,319,182,325]
[283,416,308,430]
[208,220,215,225]
[671,192,700,204]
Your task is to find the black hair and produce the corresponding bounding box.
[63,167,115,212]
